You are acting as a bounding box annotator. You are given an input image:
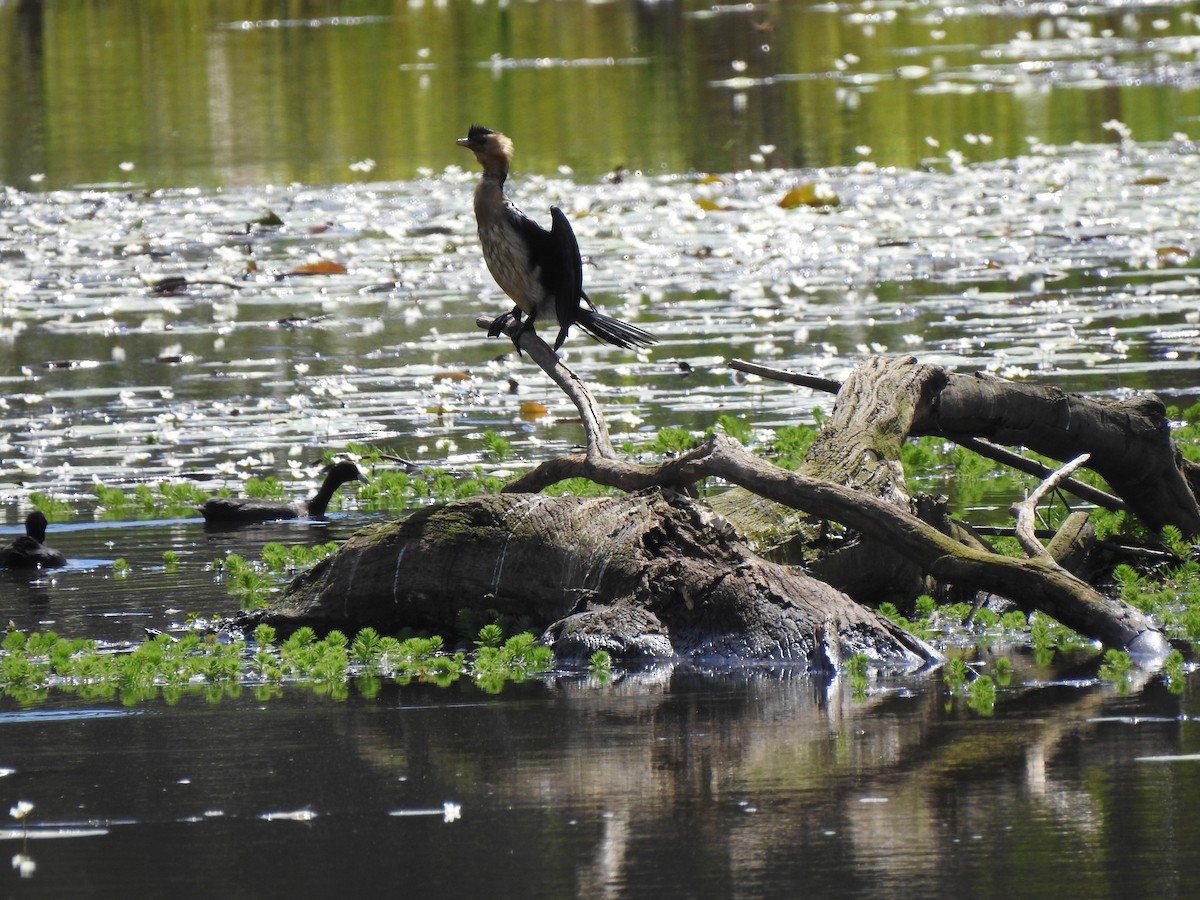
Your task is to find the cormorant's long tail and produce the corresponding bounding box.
[568,309,657,350]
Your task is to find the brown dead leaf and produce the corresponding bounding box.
[290,260,347,276]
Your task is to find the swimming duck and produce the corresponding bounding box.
[456,124,657,351]
[0,510,68,569]
[201,461,368,525]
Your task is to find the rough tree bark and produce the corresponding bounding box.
[248,322,1186,665]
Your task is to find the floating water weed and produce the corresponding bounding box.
[647,427,699,456]
[350,627,383,663]
[714,415,752,445]
[1162,650,1186,694]
[844,651,871,698]
[768,425,818,470]
[993,657,1014,686]
[213,543,339,610]
[473,629,552,693]
[29,492,71,521]
[588,650,613,680]
[966,675,996,715]
[944,657,971,691]
[543,477,620,498]
[476,623,504,649]
[482,430,512,461]
[1099,649,1133,689]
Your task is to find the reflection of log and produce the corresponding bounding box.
[254,325,1177,662]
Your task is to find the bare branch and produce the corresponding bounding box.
[1011,454,1091,565]
[477,314,614,459]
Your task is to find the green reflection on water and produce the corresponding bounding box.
[3,0,1200,189]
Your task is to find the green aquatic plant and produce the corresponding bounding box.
[29,492,71,521]
[476,623,505,649]
[473,629,553,693]
[213,542,340,610]
[350,627,383,664]
[943,657,971,691]
[94,480,212,516]
[999,610,1028,631]
[844,651,871,698]
[713,414,752,445]
[648,427,699,456]
[1162,650,1187,694]
[993,657,1014,686]
[588,650,613,679]
[913,594,936,619]
[482,430,512,461]
[966,675,996,715]
[844,653,870,679]
[768,425,818,470]
[1098,649,1133,686]
[542,478,620,497]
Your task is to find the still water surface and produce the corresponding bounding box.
[3,1,1200,896]
[3,664,1199,897]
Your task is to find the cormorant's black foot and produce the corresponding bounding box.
[509,319,533,356]
[487,309,518,338]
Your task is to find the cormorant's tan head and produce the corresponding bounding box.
[456,124,513,178]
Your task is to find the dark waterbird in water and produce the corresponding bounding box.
[456,124,657,352]
[201,461,368,526]
[0,510,68,569]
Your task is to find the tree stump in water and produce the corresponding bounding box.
[247,328,1189,666]
[262,490,936,668]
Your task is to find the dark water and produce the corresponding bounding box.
[3,665,1199,898]
[4,1,1200,895]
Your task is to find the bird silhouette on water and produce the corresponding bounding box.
[200,461,368,526]
[457,124,657,351]
[1,510,67,569]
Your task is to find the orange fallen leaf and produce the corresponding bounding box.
[290,260,347,276]
[1156,246,1189,264]
[520,400,548,420]
[433,371,472,382]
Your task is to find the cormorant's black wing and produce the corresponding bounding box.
[549,206,585,349]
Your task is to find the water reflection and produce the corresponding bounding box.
[2,0,1200,189]
[1,664,1197,896]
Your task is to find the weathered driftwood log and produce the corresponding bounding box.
[251,326,1174,663]
[723,356,1199,540]
[493,347,1171,659]
[253,489,938,669]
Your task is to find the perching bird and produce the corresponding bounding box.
[0,510,67,569]
[200,461,367,526]
[456,124,656,351]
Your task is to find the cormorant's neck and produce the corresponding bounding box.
[306,481,341,517]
